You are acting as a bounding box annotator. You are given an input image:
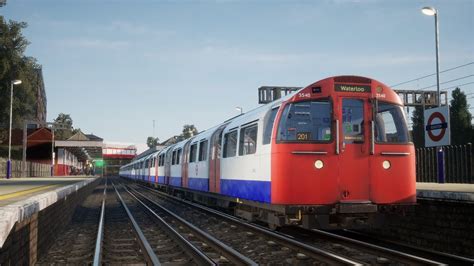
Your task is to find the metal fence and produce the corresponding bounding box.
[0,158,51,177]
[416,143,473,183]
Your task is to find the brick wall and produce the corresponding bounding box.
[0,179,99,264]
[363,198,474,257]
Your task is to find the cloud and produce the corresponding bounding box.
[55,38,131,50]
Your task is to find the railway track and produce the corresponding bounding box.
[100,182,156,265]
[37,180,106,264]
[131,181,457,265]
[112,181,240,265]
[123,180,364,265]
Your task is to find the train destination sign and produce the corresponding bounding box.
[424,105,450,147]
[335,84,371,93]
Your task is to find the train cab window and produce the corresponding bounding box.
[263,107,279,145]
[223,131,238,158]
[239,124,258,155]
[198,140,208,161]
[342,99,364,143]
[277,101,332,142]
[375,102,410,143]
[189,143,197,162]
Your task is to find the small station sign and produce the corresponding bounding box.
[424,105,450,147]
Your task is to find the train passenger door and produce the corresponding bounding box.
[181,140,192,188]
[337,98,371,201]
[209,124,227,193]
[165,149,173,185]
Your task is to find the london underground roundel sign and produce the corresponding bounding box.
[424,106,450,147]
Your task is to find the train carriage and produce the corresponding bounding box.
[120,75,415,229]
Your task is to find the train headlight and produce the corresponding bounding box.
[382,160,391,170]
[314,160,324,169]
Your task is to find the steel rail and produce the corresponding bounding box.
[92,179,107,266]
[124,184,258,266]
[120,183,216,265]
[311,229,445,265]
[112,182,161,265]
[132,183,362,265]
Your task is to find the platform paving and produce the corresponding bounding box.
[417,182,474,201]
[0,176,95,207]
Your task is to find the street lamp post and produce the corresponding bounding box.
[421,6,441,107]
[6,79,22,179]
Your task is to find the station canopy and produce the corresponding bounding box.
[55,131,103,161]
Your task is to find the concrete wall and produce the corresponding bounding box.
[0,178,99,264]
[364,198,474,257]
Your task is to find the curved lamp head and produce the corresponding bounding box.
[421,6,437,16]
[12,80,22,85]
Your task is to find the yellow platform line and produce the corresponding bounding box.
[0,184,60,201]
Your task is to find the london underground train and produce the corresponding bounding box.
[120,75,415,229]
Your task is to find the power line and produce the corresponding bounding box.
[443,81,474,91]
[419,74,474,90]
[390,61,474,87]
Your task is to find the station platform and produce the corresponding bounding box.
[0,176,98,248]
[417,182,474,201]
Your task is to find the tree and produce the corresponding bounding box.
[0,18,42,129]
[449,88,472,145]
[53,113,74,140]
[177,124,198,141]
[411,105,425,148]
[146,136,159,148]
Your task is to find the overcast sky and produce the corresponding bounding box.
[2,0,473,152]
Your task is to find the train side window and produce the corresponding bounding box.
[263,107,279,145]
[172,150,176,165]
[223,131,238,158]
[177,149,182,164]
[189,143,197,162]
[375,102,410,143]
[239,124,258,156]
[198,140,208,161]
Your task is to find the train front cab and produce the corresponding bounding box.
[272,76,416,229]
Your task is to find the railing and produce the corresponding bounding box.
[416,143,473,183]
[0,158,51,177]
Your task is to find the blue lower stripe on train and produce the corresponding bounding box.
[170,176,182,187]
[158,176,165,184]
[221,179,271,203]
[188,177,209,192]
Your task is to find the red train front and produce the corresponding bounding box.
[271,75,416,228]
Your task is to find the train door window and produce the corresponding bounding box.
[223,131,238,158]
[342,99,364,143]
[278,101,332,142]
[189,143,197,162]
[177,149,182,164]
[239,124,258,156]
[375,102,409,143]
[263,107,279,145]
[198,140,208,161]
